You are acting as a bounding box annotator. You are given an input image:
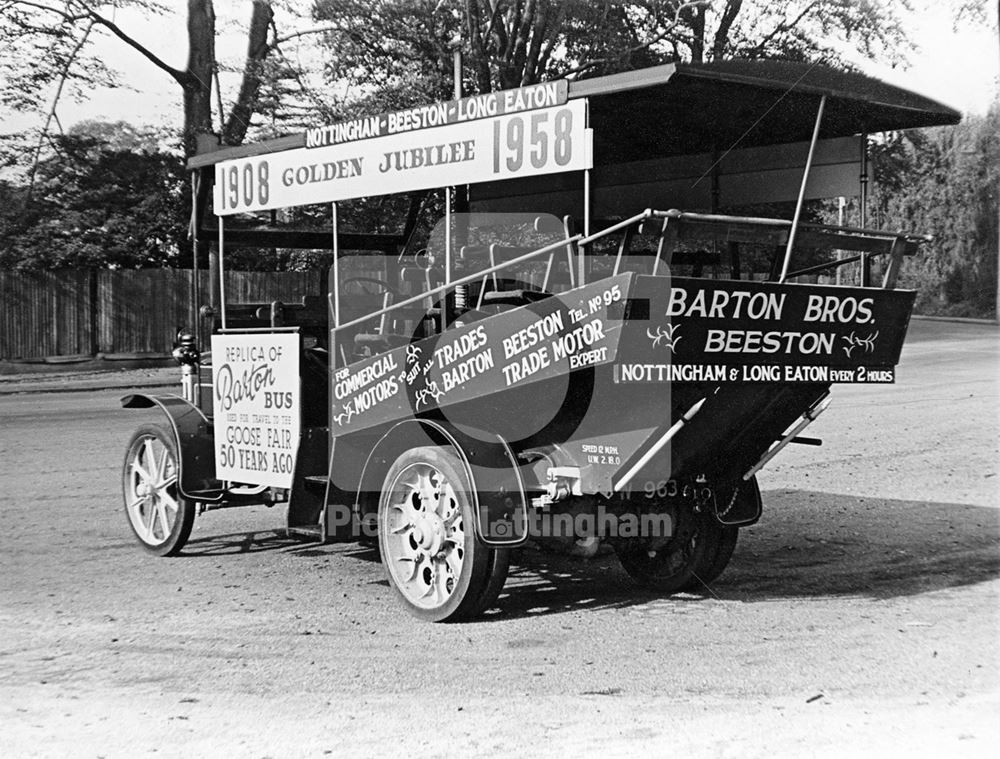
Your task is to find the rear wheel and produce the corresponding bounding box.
[691,525,738,588]
[616,506,722,594]
[378,446,496,622]
[122,423,195,556]
[689,477,760,587]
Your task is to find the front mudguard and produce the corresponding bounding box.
[121,393,223,502]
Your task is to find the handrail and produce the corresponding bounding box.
[219,326,301,333]
[332,234,582,334]
[782,253,864,280]
[652,208,790,227]
[574,207,925,290]
[331,207,925,338]
[577,209,654,247]
[781,238,910,282]
[584,207,926,259]
[651,208,930,243]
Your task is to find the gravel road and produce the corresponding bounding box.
[1,319,997,758]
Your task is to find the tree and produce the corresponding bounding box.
[311,0,915,102]
[870,106,1000,317]
[0,1,340,273]
[0,121,187,269]
[0,0,328,164]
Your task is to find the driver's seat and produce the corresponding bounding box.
[351,290,410,357]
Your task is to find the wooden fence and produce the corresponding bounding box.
[0,269,323,360]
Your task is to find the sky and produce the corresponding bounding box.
[845,0,998,115]
[1,0,997,137]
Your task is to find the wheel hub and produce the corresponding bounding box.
[412,513,445,553]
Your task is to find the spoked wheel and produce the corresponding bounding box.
[616,506,723,594]
[122,423,195,556]
[378,446,501,622]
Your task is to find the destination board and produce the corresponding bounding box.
[615,277,916,385]
[305,81,569,147]
[215,99,591,215]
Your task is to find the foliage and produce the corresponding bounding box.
[0,1,323,162]
[870,105,999,317]
[311,0,914,102]
[0,0,993,311]
[0,0,122,114]
[0,122,187,270]
[0,1,335,272]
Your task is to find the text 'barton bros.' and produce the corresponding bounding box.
[664,287,877,356]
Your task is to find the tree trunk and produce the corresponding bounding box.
[712,0,743,61]
[222,0,274,146]
[183,0,217,157]
[466,0,495,92]
[686,5,706,64]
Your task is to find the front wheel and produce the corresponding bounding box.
[122,423,195,556]
[378,446,498,622]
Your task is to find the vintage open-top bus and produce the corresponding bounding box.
[121,60,959,621]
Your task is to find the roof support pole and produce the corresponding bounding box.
[779,94,827,283]
[331,202,339,327]
[190,172,200,336]
[579,167,591,286]
[218,216,227,330]
[859,133,869,228]
[859,132,871,286]
[445,187,452,287]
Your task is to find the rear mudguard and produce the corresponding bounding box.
[350,419,527,548]
[121,393,224,502]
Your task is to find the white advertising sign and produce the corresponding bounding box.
[211,333,301,488]
[214,99,591,215]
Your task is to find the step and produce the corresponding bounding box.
[287,524,324,540]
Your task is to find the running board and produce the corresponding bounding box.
[287,523,325,540]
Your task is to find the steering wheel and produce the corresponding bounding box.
[339,276,399,300]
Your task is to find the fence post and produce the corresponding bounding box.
[88,268,99,357]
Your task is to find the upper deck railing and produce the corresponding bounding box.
[329,208,925,360]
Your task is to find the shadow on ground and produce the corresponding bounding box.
[181,530,382,559]
[491,489,1000,620]
[182,529,317,556]
[178,490,1000,619]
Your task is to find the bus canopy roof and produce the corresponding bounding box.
[188,59,960,171]
[574,60,961,165]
